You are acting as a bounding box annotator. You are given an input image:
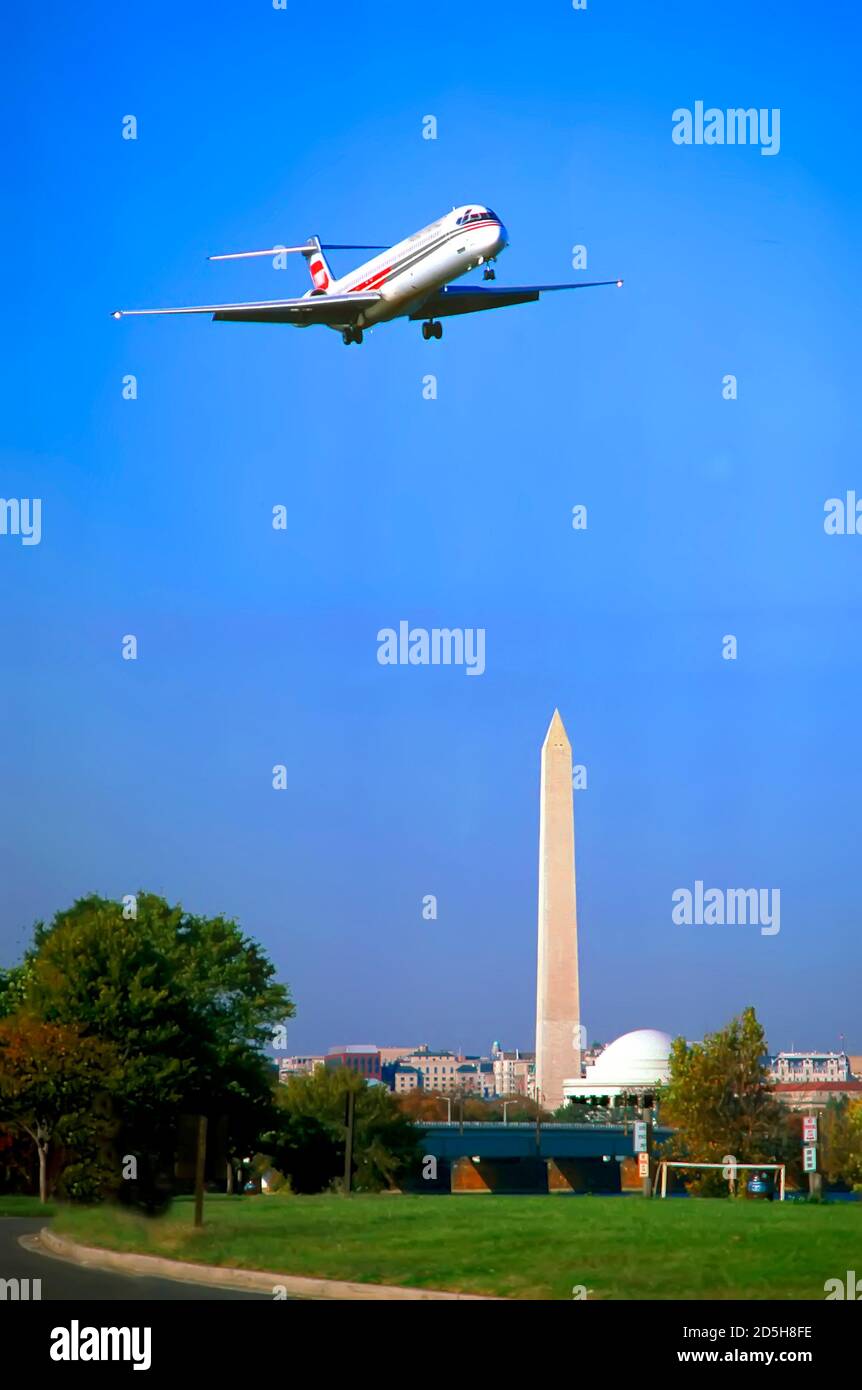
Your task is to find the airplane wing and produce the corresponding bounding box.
[111,293,381,325]
[409,280,623,319]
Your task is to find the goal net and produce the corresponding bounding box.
[655,1160,786,1200]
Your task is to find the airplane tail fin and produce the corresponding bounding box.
[302,237,335,292]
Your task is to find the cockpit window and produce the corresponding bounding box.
[456,207,498,225]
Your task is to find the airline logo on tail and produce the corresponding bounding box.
[303,238,333,292]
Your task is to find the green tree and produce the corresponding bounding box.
[821,1098,862,1188]
[661,1007,789,1194]
[0,965,32,1021]
[267,1068,420,1194]
[16,893,292,1199]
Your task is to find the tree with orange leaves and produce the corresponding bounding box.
[0,1016,116,1202]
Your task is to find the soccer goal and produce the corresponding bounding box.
[655,1160,786,1201]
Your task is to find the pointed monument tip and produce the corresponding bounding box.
[543,708,570,747]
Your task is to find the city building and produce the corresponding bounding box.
[490,1044,535,1097]
[773,1079,862,1111]
[381,1063,421,1093]
[457,1060,496,1098]
[400,1050,465,1092]
[378,1045,421,1065]
[767,1051,850,1084]
[324,1045,381,1080]
[277,1055,324,1081]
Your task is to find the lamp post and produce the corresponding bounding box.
[343,1088,356,1194]
[193,1115,208,1228]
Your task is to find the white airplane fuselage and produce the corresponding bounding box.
[112,203,622,339]
[307,205,508,329]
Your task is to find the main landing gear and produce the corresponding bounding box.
[342,326,363,345]
[422,320,443,341]
[483,262,496,280]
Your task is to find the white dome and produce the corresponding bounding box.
[587,1029,672,1084]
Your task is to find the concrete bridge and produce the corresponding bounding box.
[412,1121,673,1194]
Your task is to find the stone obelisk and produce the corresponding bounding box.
[535,709,581,1111]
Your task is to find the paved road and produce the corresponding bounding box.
[0,1218,268,1300]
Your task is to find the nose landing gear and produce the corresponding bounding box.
[342,327,364,345]
[422,320,443,340]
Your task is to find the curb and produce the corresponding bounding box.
[38,1228,498,1301]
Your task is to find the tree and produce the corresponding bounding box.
[0,965,32,1022]
[820,1098,862,1188]
[0,1016,117,1202]
[15,893,293,1200]
[395,1090,453,1122]
[268,1111,341,1194]
[660,1007,789,1193]
[267,1069,420,1194]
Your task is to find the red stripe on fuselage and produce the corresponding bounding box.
[350,266,392,292]
[344,220,500,293]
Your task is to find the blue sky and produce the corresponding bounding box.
[3,0,861,1057]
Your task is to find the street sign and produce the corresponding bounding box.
[634,1121,648,1152]
[638,1151,650,1178]
[803,1116,817,1144]
[803,1145,817,1173]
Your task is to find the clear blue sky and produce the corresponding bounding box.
[3,0,860,1057]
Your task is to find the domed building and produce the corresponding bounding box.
[562,1028,673,1108]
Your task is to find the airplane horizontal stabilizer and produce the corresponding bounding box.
[208,243,387,261]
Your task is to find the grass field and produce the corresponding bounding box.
[0,1196,57,1217]
[51,1194,861,1300]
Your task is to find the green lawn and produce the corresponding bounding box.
[0,1195,57,1217]
[52,1194,861,1300]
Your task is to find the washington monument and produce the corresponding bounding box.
[535,709,581,1111]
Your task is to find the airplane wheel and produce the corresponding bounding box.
[342,330,353,345]
[354,328,364,344]
[433,322,443,339]
[422,322,432,340]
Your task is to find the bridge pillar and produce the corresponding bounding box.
[546,1158,623,1193]
[619,1157,643,1193]
[451,1158,493,1194]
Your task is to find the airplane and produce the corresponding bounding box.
[111,205,623,345]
